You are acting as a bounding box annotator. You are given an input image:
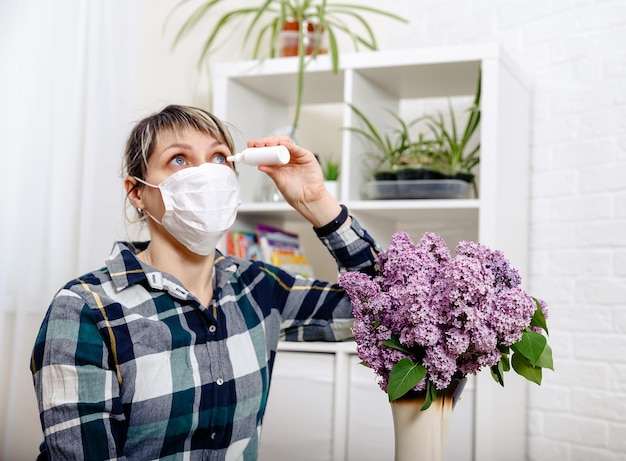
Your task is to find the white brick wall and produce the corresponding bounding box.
[374,0,626,459]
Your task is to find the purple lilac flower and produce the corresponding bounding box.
[339,231,544,392]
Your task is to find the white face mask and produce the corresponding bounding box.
[135,163,241,255]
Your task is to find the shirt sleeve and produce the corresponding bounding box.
[316,215,382,275]
[30,288,127,460]
[278,216,381,341]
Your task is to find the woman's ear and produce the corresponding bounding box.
[124,176,143,210]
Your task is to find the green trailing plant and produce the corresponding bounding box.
[168,0,407,136]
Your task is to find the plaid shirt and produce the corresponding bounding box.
[31,218,379,461]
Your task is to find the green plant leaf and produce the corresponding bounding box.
[382,337,412,355]
[501,354,511,372]
[196,8,263,66]
[534,342,554,371]
[490,357,506,386]
[530,297,549,335]
[243,0,276,47]
[169,0,408,132]
[387,358,427,401]
[169,0,226,48]
[321,157,340,180]
[511,351,543,385]
[328,4,408,25]
[346,104,384,145]
[326,10,377,49]
[420,380,438,410]
[511,331,547,366]
[326,24,340,73]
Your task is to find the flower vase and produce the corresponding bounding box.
[390,378,466,461]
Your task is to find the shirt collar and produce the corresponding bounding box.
[105,241,239,293]
[105,242,149,291]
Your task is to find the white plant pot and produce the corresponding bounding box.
[324,180,339,200]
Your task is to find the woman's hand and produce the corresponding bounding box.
[247,136,342,228]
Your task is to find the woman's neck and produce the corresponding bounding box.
[141,234,216,307]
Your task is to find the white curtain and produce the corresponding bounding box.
[0,1,138,457]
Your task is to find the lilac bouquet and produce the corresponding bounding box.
[339,231,552,409]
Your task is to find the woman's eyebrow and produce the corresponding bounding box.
[163,142,193,152]
[163,140,222,152]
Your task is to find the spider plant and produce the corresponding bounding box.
[344,103,436,179]
[423,67,482,177]
[168,0,407,136]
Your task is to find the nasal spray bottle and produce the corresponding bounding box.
[227,145,290,166]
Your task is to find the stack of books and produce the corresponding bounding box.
[225,224,314,278]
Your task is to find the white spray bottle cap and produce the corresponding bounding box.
[227,145,290,166]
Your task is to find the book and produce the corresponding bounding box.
[226,229,261,260]
[256,224,314,278]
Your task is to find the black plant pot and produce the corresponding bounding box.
[422,169,447,180]
[396,167,447,181]
[454,172,475,183]
[396,167,425,180]
[373,171,397,181]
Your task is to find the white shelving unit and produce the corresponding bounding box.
[213,43,531,461]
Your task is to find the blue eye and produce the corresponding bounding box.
[212,153,227,164]
[169,155,186,166]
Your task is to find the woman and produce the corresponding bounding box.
[31,105,381,460]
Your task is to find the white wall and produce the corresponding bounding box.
[1,0,624,459]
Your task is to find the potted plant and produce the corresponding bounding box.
[423,68,482,188]
[319,155,340,198]
[168,0,407,136]
[395,133,446,180]
[320,156,340,181]
[344,103,417,181]
[345,102,481,199]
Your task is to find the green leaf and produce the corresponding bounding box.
[511,331,547,366]
[420,380,438,410]
[168,0,408,133]
[501,355,511,372]
[530,298,549,335]
[387,358,427,401]
[382,336,413,355]
[535,342,554,371]
[490,357,506,386]
[511,351,543,385]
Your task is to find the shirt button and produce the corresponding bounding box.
[211,432,216,440]
[216,378,224,385]
[209,325,217,333]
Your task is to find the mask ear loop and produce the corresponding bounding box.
[134,176,158,188]
[129,177,160,224]
[132,177,164,226]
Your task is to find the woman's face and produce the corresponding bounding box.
[129,127,234,221]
